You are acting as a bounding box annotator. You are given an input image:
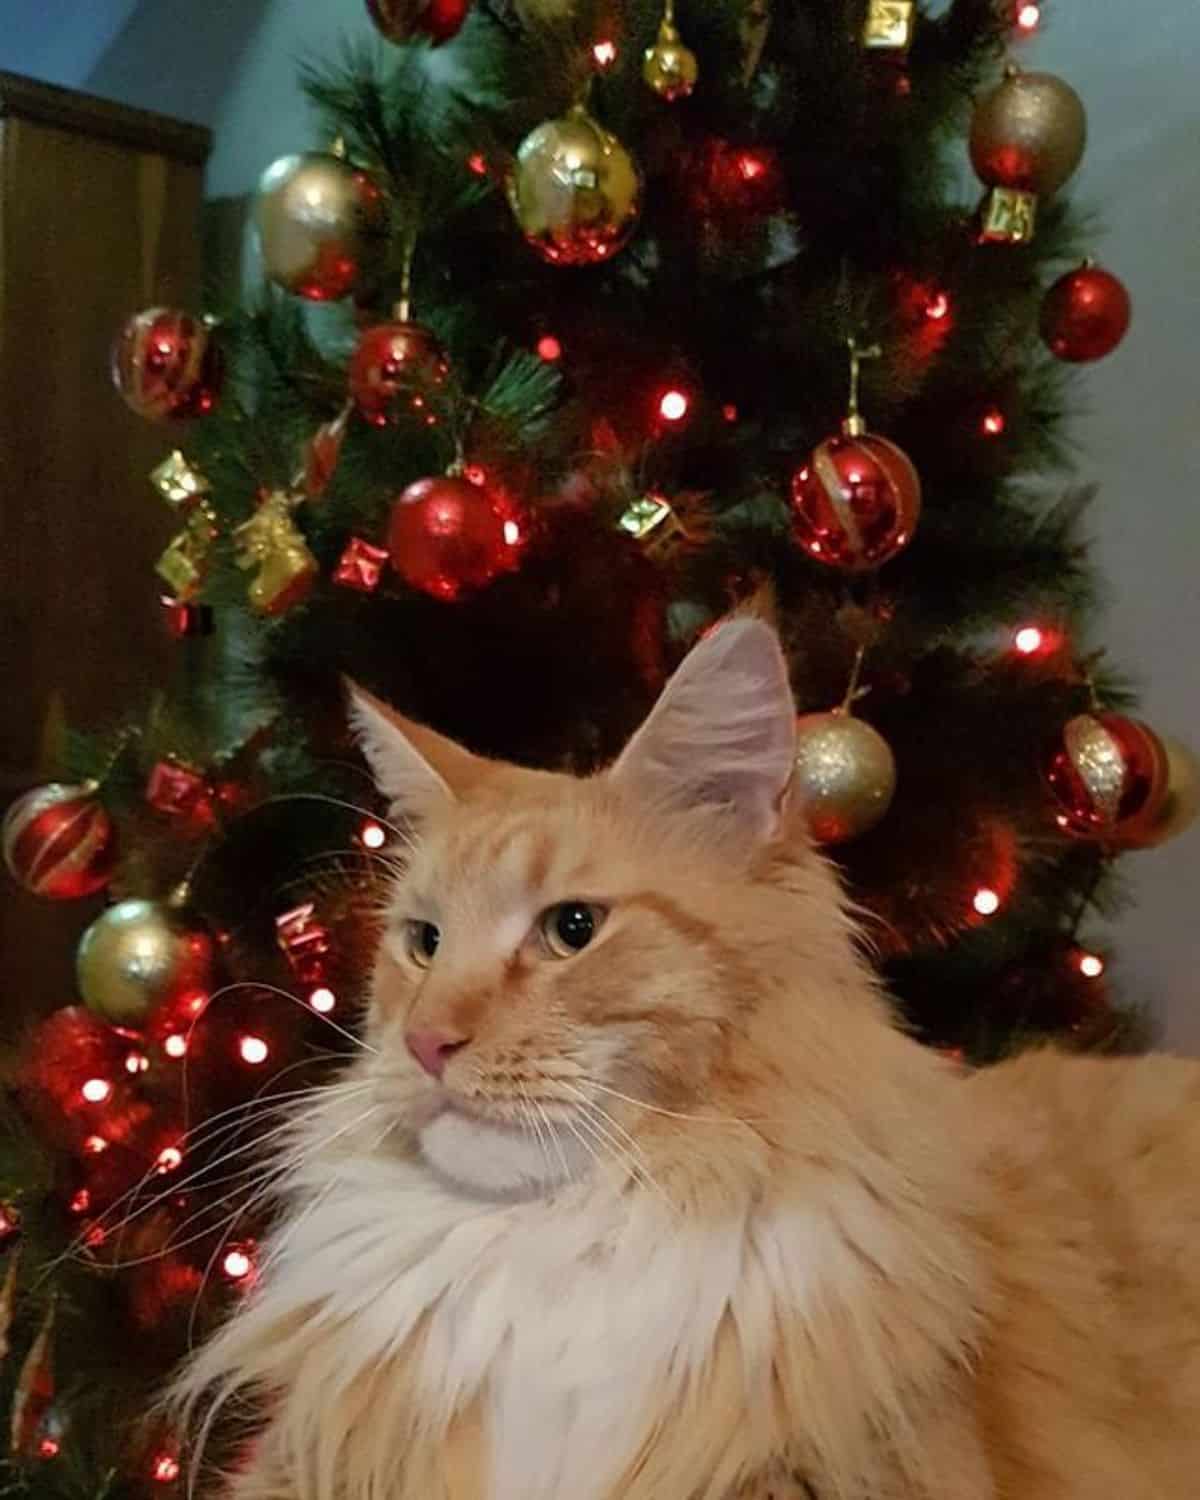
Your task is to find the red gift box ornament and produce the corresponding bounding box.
[145,760,212,823]
[333,537,389,593]
[275,901,331,984]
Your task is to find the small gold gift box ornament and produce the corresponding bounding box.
[150,450,211,511]
[862,0,916,52]
[234,491,318,615]
[156,503,218,602]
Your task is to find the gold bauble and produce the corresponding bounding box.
[508,105,641,266]
[76,896,214,1025]
[969,69,1087,198]
[643,17,699,101]
[255,150,388,301]
[793,712,896,844]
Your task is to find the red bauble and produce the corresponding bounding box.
[3,782,115,900]
[366,0,470,44]
[1039,263,1131,363]
[388,474,521,601]
[790,432,921,571]
[349,321,451,427]
[111,308,223,421]
[1045,712,1169,846]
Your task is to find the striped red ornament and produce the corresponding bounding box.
[3,783,115,900]
[110,307,223,421]
[790,431,921,572]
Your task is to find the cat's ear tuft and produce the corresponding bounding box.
[345,683,465,824]
[610,619,796,848]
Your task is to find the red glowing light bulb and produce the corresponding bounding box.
[658,388,689,422]
[360,820,386,850]
[222,1246,254,1281]
[972,887,1001,917]
[536,334,562,362]
[1013,626,1044,656]
[736,153,766,181]
[83,1134,108,1155]
[503,519,521,546]
[592,39,617,68]
[156,1145,184,1173]
[466,152,487,176]
[309,986,337,1014]
[163,1033,188,1059]
[1017,3,1040,31]
[722,402,739,423]
[462,464,487,487]
[69,1188,91,1214]
[125,1051,150,1075]
[81,1077,112,1104]
[925,291,951,321]
[152,1455,182,1484]
[38,1438,60,1460]
[982,408,1006,436]
[238,1035,269,1066]
[1077,951,1106,979]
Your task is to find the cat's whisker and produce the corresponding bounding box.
[528,1090,572,1185]
[516,1089,556,1189]
[78,1087,375,1263]
[555,1082,651,1166]
[584,1078,764,1127]
[186,1102,384,1335]
[559,1099,671,1210]
[195,981,378,1056]
[47,1080,370,1278]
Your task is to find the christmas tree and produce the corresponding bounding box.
[2,0,1196,1493]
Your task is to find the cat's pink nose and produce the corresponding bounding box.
[405,1028,469,1079]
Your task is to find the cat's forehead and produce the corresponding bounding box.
[404,774,620,903]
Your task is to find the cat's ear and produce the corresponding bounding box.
[610,618,796,847]
[346,683,481,823]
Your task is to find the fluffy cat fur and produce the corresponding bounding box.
[178,620,1200,1500]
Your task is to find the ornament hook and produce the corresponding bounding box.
[844,337,882,437]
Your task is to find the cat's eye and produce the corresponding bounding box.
[540,902,605,958]
[404,920,441,968]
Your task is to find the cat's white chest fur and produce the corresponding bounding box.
[271,1153,834,1500]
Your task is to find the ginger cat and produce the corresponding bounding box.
[180,620,1200,1500]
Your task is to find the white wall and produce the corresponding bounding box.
[13,0,1199,1046]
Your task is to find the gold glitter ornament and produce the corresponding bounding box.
[793,711,896,844]
[970,67,1087,244]
[150,451,211,511]
[508,104,641,266]
[643,5,699,101]
[76,889,215,1026]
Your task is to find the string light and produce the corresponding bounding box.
[1013,626,1045,655]
[83,1135,108,1155]
[503,519,522,546]
[309,986,337,1015]
[982,408,1006,436]
[722,403,739,423]
[125,1051,150,1075]
[658,388,690,423]
[359,820,386,850]
[466,152,487,176]
[736,152,766,181]
[38,1438,60,1460]
[81,1078,112,1104]
[152,1455,182,1485]
[163,1034,188,1059]
[972,887,1001,917]
[1077,951,1106,979]
[536,334,562,362]
[69,1188,91,1215]
[1016,3,1040,31]
[924,291,951,322]
[222,1245,255,1282]
[463,464,487,487]
[155,1145,184,1174]
[592,39,617,68]
[238,1035,269,1066]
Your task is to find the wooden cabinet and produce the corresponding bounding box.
[0,72,211,1034]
